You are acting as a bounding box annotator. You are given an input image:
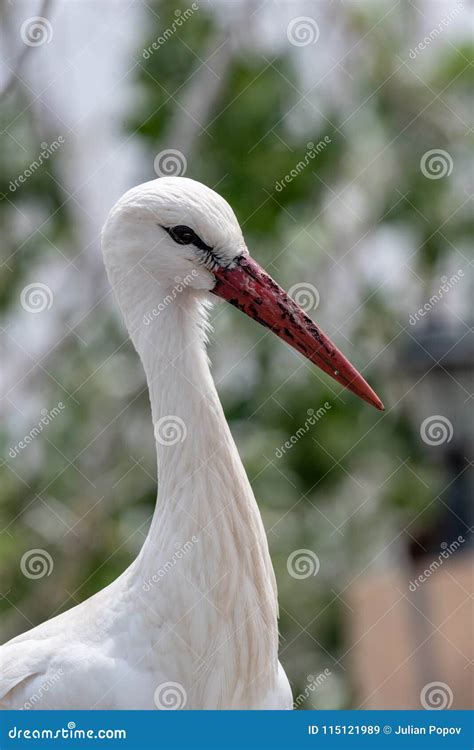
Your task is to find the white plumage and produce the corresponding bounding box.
[1,178,293,710]
[1,177,383,710]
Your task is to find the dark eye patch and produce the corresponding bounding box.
[160,224,237,271]
[165,225,197,245]
[161,224,223,269]
[161,224,212,251]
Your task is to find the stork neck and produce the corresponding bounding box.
[137,294,235,491]
[127,290,279,706]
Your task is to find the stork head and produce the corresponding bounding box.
[102,176,384,410]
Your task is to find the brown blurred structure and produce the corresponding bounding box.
[348,552,473,709]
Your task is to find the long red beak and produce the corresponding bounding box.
[211,255,384,411]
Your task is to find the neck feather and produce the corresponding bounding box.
[119,279,279,707]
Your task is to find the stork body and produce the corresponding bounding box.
[1,178,382,710]
[1,294,289,708]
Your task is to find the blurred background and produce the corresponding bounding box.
[0,0,472,709]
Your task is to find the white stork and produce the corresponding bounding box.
[0,177,383,710]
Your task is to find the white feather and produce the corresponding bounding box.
[0,178,293,710]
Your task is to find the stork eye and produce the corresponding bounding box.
[160,224,224,270]
[168,225,196,245]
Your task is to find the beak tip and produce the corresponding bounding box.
[373,395,385,411]
[358,378,384,412]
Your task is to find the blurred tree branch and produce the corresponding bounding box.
[0,0,53,99]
